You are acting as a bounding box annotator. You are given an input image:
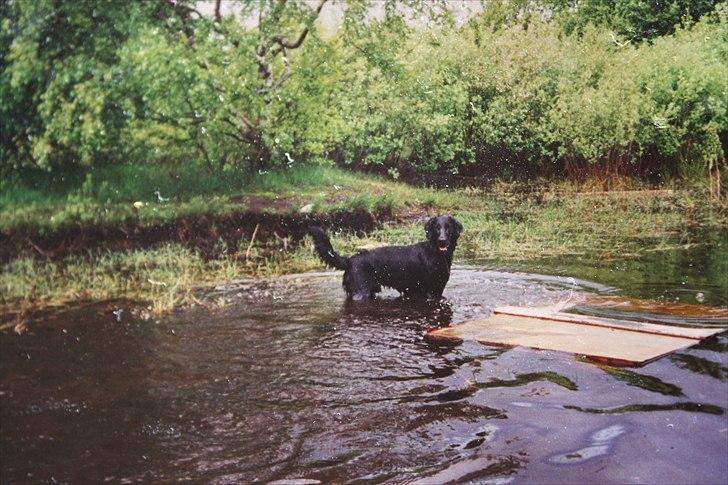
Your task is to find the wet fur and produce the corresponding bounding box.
[308,216,462,301]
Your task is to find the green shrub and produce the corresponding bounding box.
[331,18,470,173]
[0,0,169,170]
[1,0,725,186]
[558,0,718,42]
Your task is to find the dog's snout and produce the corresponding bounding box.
[437,227,450,252]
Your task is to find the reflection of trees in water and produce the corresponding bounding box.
[598,365,684,396]
[564,402,724,415]
[530,236,728,307]
[670,353,728,381]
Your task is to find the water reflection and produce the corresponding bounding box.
[341,296,454,326]
[474,235,728,307]
[598,366,684,396]
[564,402,724,415]
[670,353,728,381]
[571,298,728,327]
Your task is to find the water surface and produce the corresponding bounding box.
[2,256,727,483]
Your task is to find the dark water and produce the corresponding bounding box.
[2,256,728,483]
[473,235,728,308]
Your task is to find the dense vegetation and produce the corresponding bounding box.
[2,0,726,189]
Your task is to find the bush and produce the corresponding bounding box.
[330,5,727,182]
[558,0,718,42]
[1,0,725,187]
[0,0,167,171]
[333,19,470,173]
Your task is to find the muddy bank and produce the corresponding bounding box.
[0,206,398,263]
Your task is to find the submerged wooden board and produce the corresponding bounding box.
[582,296,728,320]
[428,313,726,367]
[493,306,722,340]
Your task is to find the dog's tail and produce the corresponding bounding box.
[307,226,349,270]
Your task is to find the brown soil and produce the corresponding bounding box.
[237,195,296,213]
[0,206,395,263]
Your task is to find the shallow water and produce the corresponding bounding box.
[2,261,727,483]
[480,235,728,308]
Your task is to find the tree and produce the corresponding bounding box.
[0,0,334,171]
[213,0,330,167]
[0,0,187,171]
[114,0,339,171]
[559,0,718,42]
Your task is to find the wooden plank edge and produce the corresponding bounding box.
[493,306,723,340]
[425,328,517,351]
[583,343,694,368]
[425,328,463,342]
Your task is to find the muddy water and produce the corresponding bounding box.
[2,267,727,483]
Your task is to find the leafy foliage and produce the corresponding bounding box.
[0,0,181,170]
[558,0,718,42]
[333,4,727,181]
[1,0,726,187]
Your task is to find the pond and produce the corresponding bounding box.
[2,245,727,483]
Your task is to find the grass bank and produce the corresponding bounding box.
[1,163,486,261]
[1,164,726,325]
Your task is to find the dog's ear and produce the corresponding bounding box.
[425,216,437,239]
[452,217,463,235]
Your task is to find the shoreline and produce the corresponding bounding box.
[2,175,726,324]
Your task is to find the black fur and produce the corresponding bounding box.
[308,216,463,301]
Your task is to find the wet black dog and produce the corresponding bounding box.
[308,216,462,301]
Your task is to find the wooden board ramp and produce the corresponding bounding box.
[427,305,727,367]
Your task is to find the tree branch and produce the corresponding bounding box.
[234,111,255,130]
[272,47,291,90]
[272,0,327,55]
[214,0,222,22]
[256,0,287,58]
[165,0,205,20]
[221,129,249,144]
[182,97,212,167]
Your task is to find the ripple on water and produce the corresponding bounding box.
[1,268,726,484]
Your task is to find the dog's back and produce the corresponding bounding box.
[350,243,451,297]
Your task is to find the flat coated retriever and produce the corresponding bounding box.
[308,216,462,301]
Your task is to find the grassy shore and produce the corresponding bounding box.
[1,164,726,322]
[1,164,409,236]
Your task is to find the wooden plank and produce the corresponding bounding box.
[582,296,728,320]
[493,306,723,340]
[428,314,708,367]
[576,296,728,327]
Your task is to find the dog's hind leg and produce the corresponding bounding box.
[345,262,378,301]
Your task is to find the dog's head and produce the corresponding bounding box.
[425,215,463,254]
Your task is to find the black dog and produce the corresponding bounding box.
[308,216,463,301]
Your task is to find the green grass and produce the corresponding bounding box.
[1,245,214,315]
[306,189,723,262]
[1,162,361,207]
[1,164,726,322]
[0,163,480,237]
